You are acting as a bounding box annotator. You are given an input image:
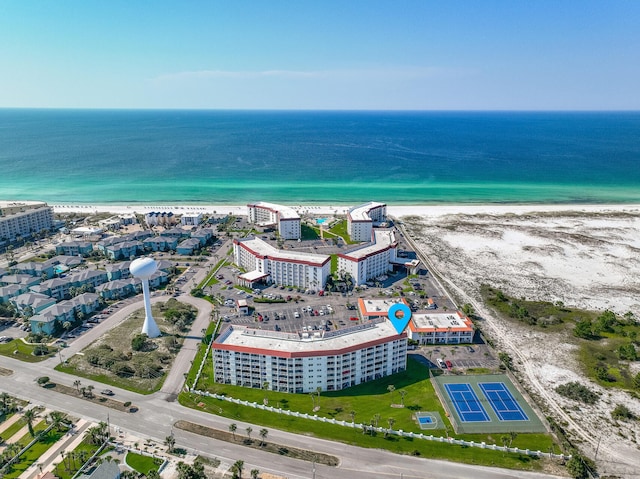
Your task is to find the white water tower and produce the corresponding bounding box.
[129,257,162,338]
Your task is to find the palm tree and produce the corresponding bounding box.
[259,428,268,447]
[232,460,244,479]
[250,469,260,479]
[165,435,175,453]
[387,384,395,404]
[229,423,237,440]
[86,385,94,397]
[23,408,37,436]
[0,392,9,412]
[73,380,81,393]
[48,411,66,431]
[508,431,518,447]
[398,389,407,407]
[245,427,253,442]
[316,386,322,407]
[386,418,395,437]
[349,410,356,423]
[309,392,316,409]
[373,413,381,427]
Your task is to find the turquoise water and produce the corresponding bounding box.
[1,109,639,205]
[316,218,327,224]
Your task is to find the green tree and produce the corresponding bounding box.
[73,380,81,392]
[565,453,596,479]
[498,352,514,370]
[245,426,252,441]
[250,469,260,479]
[232,460,244,479]
[398,389,407,407]
[634,372,640,389]
[23,409,37,436]
[165,434,176,453]
[229,423,237,440]
[259,428,268,447]
[573,319,593,339]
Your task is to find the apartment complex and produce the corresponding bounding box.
[0,201,54,243]
[338,229,398,285]
[233,236,330,289]
[213,320,407,393]
[346,202,387,242]
[247,202,301,240]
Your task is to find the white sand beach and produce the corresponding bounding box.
[53,202,640,473]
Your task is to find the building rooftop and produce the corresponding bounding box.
[339,229,397,261]
[214,319,404,357]
[358,297,410,317]
[347,201,386,222]
[409,311,474,333]
[248,201,300,220]
[235,237,329,266]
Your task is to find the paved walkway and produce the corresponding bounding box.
[20,419,90,479]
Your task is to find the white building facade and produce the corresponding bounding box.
[338,230,398,285]
[0,201,54,243]
[181,212,203,226]
[247,202,301,240]
[346,202,387,242]
[213,320,407,393]
[233,237,330,289]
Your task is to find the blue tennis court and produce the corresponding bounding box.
[443,383,490,422]
[479,382,529,421]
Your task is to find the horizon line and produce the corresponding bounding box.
[1,107,639,113]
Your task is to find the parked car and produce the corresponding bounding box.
[445,360,453,369]
[101,389,114,396]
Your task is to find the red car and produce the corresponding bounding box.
[445,360,453,369]
[349,317,359,321]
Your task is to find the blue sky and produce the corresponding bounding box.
[1,1,638,110]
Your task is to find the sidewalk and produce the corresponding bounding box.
[20,419,90,479]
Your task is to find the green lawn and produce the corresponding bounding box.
[0,340,58,363]
[1,416,28,439]
[184,356,556,470]
[301,224,320,240]
[126,452,163,474]
[328,220,359,244]
[2,427,66,479]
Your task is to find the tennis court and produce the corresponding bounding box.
[432,373,546,434]
[443,383,490,422]
[479,382,529,421]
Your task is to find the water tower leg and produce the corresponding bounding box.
[141,279,161,338]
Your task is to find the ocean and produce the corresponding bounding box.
[1,109,639,205]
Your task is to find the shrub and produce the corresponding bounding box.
[611,403,635,421]
[131,334,148,351]
[555,381,599,404]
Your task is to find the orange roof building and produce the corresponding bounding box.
[407,311,474,344]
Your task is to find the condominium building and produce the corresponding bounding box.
[407,311,474,345]
[213,320,407,393]
[0,201,54,243]
[233,237,330,289]
[247,202,301,240]
[346,202,387,242]
[338,229,398,285]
